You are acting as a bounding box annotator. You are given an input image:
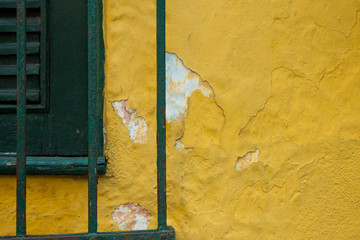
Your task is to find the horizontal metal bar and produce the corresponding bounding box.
[0,227,175,240]
[2,228,175,240]
[0,156,106,175]
[0,42,40,54]
[0,64,40,75]
[0,18,40,32]
[0,89,39,102]
[0,0,40,8]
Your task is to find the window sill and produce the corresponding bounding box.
[0,156,106,175]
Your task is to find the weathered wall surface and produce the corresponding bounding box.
[1,0,360,239]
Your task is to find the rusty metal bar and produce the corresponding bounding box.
[16,0,27,236]
[87,0,98,234]
[156,0,167,231]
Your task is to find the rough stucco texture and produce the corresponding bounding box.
[1,0,360,239]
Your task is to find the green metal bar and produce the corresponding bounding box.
[88,0,98,234]
[39,0,49,109]
[0,156,106,175]
[0,227,175,240]
[95,0,105,158]
[156,0,167,231]
[16,0,27,236]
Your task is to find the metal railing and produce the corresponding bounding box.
[0,0,174,239]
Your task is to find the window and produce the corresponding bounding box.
[0,0,174,238]
[0,0,105,174]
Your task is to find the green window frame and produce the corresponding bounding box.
[0,0,106,175]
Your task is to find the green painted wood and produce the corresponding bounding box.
[0,156,106,175]
[156,0,167,231]
[16,0,27,236]
[0,4,47,110]
[0,42,39,54]
[0,18,40,32]
[0,227,175,240]
[0,75,40,103]
[0,0,40,8]
[0,89,39,102]
[87,0,98,233]
[0,64,40,75]
[0,0,91,156]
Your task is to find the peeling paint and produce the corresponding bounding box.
[235,149,260,171]
[166,52,214,123]
[103,127,107,145]
[174,140,185,151]
[112,100,149,144]
[111,203,151,231]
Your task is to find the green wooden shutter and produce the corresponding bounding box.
[0,0,46,107]
[0,0,94,157]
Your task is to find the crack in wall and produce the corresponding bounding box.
[238,97,272,136]
[312,9,360,39]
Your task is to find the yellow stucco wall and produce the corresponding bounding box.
[1,0,360,239]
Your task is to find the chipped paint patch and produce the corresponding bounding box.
[111,203,151,231]
[174,140,185,151]
[103,127,107,145]
[112,100,149,144]
[166,52,214,123]
[235,149,260,171]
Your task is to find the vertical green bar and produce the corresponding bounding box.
[88,0,98,234]
[157,0,167,231]
[16,0,27,236]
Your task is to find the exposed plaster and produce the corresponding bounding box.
[111,203,151,231]
[103,127,107,145]
[166,52,215,123]
[235,149,260,171]
[166,52,226,150]
[174,139,185,151]
[112,100,149,144]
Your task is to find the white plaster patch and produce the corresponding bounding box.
[235,149,260,171]
[166,52,214,123]
[174,140,185,151]
[111,203,151,231]
[112,100,149,144]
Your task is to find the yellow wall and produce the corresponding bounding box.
[1,0,360,239]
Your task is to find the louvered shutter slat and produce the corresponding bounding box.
[0,17,41,32]
[0,0,41,8]
[0,42,40,55]
[0,1,43,106]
